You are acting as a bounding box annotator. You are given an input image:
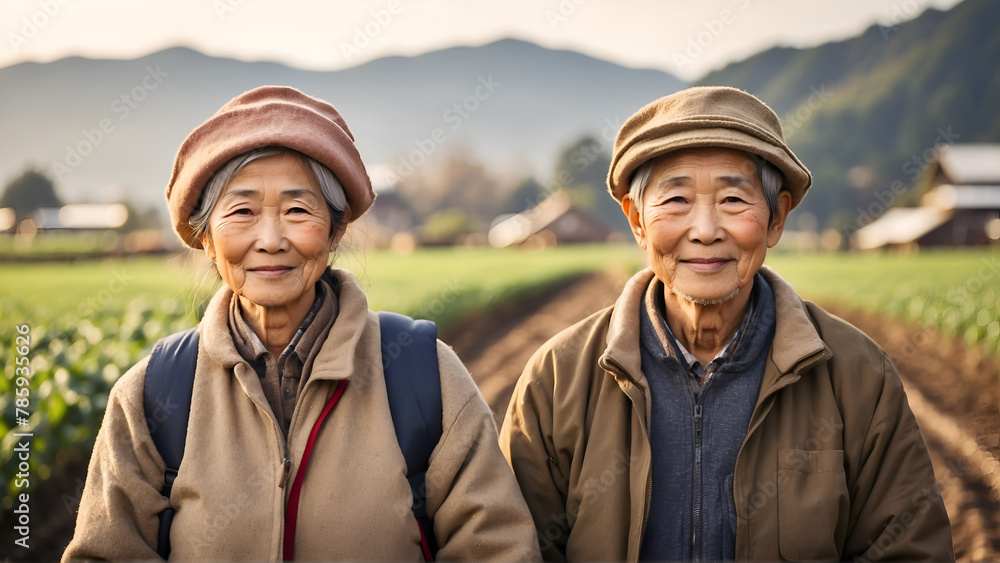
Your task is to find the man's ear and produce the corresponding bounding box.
[621,196,647,250]
[767,190,793,248]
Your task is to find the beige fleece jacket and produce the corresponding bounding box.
[64,268,542,561]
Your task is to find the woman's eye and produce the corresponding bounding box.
[288,207,308,214]
[232,208,253,216]
[723,196,745,204]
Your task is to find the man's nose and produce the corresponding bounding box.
[687,202,724,244]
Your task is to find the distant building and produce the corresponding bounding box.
[32,203,129,230]
[352,188,419,250]
[488,190,614,248]
[854,144,1000,250]
[367,189,416,233]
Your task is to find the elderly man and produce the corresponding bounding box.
[499,87,954,562]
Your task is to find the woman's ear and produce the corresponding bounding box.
[330,223,347,251]
[201,232,216,260]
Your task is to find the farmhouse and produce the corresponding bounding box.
[854,143,1000,250]
[488,190,614,248]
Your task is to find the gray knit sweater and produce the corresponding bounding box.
[638,273,775,561]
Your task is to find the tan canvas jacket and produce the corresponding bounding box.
[500,267,954,562]
[64,268,541,561]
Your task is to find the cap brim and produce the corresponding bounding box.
[609,127,811,210]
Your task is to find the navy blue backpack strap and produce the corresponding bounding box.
[378,311,442,560]
[143,327,199,560]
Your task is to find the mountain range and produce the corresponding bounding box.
[0,39,684,211]
[698,0,1000,229]
[1,0,997,232]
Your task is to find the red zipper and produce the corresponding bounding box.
[283,379,349,561]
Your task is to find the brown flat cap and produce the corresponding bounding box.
[166,85,374,248]
[608,86,812,209]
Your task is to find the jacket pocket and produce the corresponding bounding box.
[776,449,848,562]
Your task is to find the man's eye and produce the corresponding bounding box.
[723,197,745,204]
[665,196,687,204]
[288,207,308,214]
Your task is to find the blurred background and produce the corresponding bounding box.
[1,0,998,559]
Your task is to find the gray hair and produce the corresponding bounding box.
[188,147,348,243]
[627,151,783,225]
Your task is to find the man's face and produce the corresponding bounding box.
[623,147,791,305]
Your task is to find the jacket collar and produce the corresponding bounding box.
[757,266,831,376]
[201,267,373,383]
[605,268,655,383]
[603,266,830,387]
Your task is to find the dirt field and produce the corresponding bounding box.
[5,272,998,561]
[445,273,1000,562]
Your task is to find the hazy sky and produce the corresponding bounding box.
[4,0,963,80]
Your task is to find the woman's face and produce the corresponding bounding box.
[201,153,335,311]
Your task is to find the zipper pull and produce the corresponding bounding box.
[279,457,292,489]
[694,404,703,444]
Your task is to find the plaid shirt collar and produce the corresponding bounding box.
[652,278,761,386]
[231,282,327,366]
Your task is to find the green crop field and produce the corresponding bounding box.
[0,244,643,506]
[1,244,998,511]
[766,249,1000,354]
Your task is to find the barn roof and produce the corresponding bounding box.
[936,144,1000,185]
[853,207,951,250]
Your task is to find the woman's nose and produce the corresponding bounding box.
[254,214,287,252]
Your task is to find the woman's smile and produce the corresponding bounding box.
[248,264,296,277]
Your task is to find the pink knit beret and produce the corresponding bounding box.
[165,85,375,249]
[608,86,812,210]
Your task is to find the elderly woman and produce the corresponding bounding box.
[64,86,540,561]
[500,87,954,562]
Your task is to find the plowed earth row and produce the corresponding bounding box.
[5,273,997,561]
